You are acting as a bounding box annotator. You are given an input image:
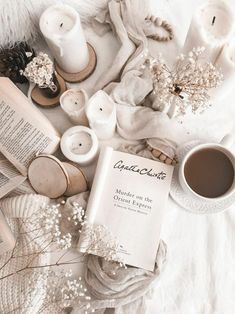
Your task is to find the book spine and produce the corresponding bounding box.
[85,146,113,224]
[78,146,113,252]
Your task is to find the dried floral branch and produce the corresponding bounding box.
[146,46,223,117]
[0,200,124,313]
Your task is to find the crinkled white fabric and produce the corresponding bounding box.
[72,240,167,314]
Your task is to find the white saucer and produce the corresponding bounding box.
[170,140,235,214]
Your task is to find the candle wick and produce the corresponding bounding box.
[60,23,63,28]
[99,108,103,111]
[75,102,78,105]
[79,143,82,146]
[212,16,216,26]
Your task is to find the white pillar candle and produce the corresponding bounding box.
[183,1,234,63]
[86,90,116,140]
[60,126,99,165]
[60,89,89,125]
[212,42,235,100]
[40,4,89,73]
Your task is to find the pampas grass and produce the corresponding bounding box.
[0,0,108,48]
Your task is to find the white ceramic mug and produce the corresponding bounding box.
[179,134,235,202]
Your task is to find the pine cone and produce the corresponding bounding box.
[0,42,35,83]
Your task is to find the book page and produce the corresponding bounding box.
[0,159,27,198]
[79,147,174,271]
[0,78,60,175]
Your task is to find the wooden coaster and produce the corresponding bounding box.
[28,154,89,199]
[31,74,67,108]
[63,162,88,196]
[28,155,69,199]
[55,43,97,83]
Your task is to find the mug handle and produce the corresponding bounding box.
[220,134,234,148]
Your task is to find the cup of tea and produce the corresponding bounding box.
[179,134,235,202]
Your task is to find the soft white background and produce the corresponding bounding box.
[35,0,235,313]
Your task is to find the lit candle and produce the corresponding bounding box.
[212,42,235,100]
[60,89,89,125]
[60,126,99,165]
[183,1,234,63]
[85,90,116,140]
[40,4,89,73]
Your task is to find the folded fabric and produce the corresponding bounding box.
[105,69,182,155]
[93,0,149,91]
[72,240,167,314]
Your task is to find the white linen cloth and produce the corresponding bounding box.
[81,241,167,314]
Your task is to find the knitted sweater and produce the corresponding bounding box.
[0,194,64,314]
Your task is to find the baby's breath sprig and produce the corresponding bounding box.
[146,47,223,117]
[22,52,57,92]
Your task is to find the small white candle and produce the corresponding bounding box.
[183,1,234,63]
[40,4,89,73]
[213,42,235,100]
[60,126,99,165]
[86,91,116,140]
[60,89,89,125]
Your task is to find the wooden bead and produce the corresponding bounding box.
[165,157,173,165]
[152,149,161,158]
[156,17,162,26]
[172,159,177,166]
[146,14,174,42]
[159,153,167,161]
[147,145,153,151]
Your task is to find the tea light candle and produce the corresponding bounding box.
[40,4,89,73]
[86,90,116,140]
[60,89,89,125]
[60,126,99,165]
[213,42,235,100]
[183,1,235,63]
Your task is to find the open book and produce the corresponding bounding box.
[78,146,173,271]
[0,78,60,197]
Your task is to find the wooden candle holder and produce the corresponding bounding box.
[55,43,97,83]
[31,73,67,108]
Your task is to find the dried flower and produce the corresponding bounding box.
[22,52,57,91]
[80,224,124,264]
[146,47,223,117]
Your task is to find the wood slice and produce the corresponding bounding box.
[63,162,88,196]
[55,43,97,83]
[31,74,67,108]
[28,155,69,199]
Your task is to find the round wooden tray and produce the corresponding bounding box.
[55,43,97,83]
[31,74,67,108]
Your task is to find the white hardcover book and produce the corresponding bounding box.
[78,146,173,271]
